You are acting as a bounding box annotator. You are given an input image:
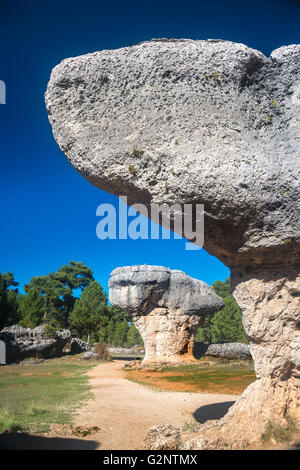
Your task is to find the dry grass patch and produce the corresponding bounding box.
[125,359,256,395]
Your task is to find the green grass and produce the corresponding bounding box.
[161,358,253,373]
[0,357,97,434]
[182,422,198,432]
[126,359,256,395]
[0,409,24,434]
[162,365,255,394]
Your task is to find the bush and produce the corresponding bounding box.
[94,343,110,360]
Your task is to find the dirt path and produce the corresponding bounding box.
[72,360,238,450]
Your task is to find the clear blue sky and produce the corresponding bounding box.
[1,0,300,294]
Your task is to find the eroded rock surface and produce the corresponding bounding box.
[194,342,251,359]
[109,265,224,363]
[0,325,71,362]
[80,350,99,360]
[228,266,300,438]
[46,39,300,446]
[45,38,300,268]
[70,337,92,354]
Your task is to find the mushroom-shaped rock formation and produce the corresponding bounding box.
[46,39,300,446]
[108,265,224,364]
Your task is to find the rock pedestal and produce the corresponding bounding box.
[144,266,300,449]
[109,265,224,364]
[46,38,300,446]
[228,266,300,434]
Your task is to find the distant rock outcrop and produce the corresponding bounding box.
[109,265,224,364]
[0,325,71,362]
[80,350,99,360]
[204,342,251,359]
[70,337,91,354]
[108,347,144,356]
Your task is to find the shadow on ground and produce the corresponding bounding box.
[0,432,98,450]
[193,401,235,424]
[111,356,143,361]
[192,342,209,359]
[288,440,300,450]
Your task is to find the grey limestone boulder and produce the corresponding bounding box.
[46,38,300,445]
[0,325,71,362]
[206,342,251,359]
[80,350,99,360]
[70,337,92,354]
[45,38,300,268]
[109,265,224,363]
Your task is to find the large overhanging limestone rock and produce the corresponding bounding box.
[109,265,224,364]
[45,38,300,268]
[46,39,300,446]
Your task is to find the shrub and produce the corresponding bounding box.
[132,148,144,157]
[182,422,198,432]
[128,165,136,175]
[94,343,110,360]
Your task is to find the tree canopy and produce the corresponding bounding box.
[24,261,94,328]
[0,272,20,329]
[69,280,107,343]
[0,262,142,347]
[196,278,248,344]
[0,266,246,348]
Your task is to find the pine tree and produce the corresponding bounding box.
[106,320,115,345]
[113,320,129,346]
[24,275,66,329]
[196,278,248,344]
[69,280,107,343]
[209,296,248,343]
[53,261,94,324]
[18,288,44,328]
[23,261,95,329]
[212,278,232,299]
[127,323,143,347]
[0,272,20,329]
